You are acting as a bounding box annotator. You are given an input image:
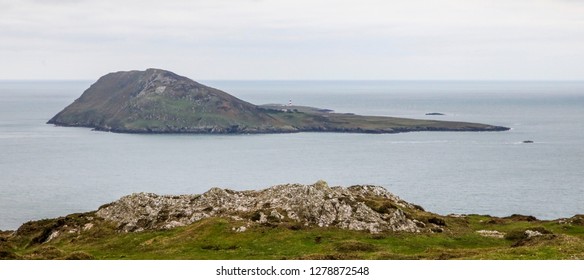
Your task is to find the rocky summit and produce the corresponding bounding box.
[96,181,423,233]
[4,182,584,260]
[48,68,291,133]
[48,68,509,134]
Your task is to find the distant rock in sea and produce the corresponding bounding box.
[425,112,445,116]
[48,69,510,134]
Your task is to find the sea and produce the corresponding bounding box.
[1,80,583,230]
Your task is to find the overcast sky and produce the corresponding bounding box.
[1,0,584,80]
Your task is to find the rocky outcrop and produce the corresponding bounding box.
[95,181,422,233]
[476,230,505,238]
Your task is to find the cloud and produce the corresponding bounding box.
[1,0,583,79]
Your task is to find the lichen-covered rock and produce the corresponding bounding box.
[476,230,505,238]
[525,230,543,238]
[96,182,422,233]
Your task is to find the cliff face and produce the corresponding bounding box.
[95,182,424,233]
[48,68,510,133]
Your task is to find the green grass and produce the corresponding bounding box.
[3,213,583,260]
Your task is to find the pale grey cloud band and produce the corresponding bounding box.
[1,0,583,80]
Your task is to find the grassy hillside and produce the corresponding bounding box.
[2,212,583,260]
[5,183,578,260]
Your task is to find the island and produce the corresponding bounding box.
[48,69,509,134]
[1,181,583,260]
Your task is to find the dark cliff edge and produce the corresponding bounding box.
[47,69,510,134]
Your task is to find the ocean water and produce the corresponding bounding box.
[1,80,583,230]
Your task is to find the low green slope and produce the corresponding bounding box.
[2,212,583,260]
[5,183,579,260]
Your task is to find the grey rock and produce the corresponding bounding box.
[476,230,505,238]
[525,230,543,238]
[96,181,422,233]
[44,231,60,243]
[82,223,94,231]
[233,226,247,233]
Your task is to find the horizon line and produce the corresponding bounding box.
[1,78,584,82]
